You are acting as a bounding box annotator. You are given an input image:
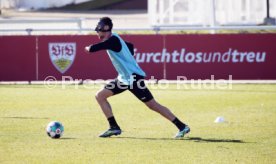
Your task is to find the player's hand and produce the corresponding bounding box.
[85,46,90,53]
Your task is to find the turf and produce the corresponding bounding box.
[0,84,276,163]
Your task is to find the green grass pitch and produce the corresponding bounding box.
[0,84,276,163]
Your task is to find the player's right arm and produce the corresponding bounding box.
[86,36,121,53]
[85,36,134,55]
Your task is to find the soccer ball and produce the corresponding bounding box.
[46,121,64,139]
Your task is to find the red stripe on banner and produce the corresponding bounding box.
[0,34,275,81]
[0,36,36,81]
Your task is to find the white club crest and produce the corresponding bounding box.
[49,42,76,74]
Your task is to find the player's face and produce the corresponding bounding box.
[97,31,110,41]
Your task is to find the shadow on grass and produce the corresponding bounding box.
[1,116,49,120]
[115,136,245,143]
[59,137,77,140]
[116,137,179,141]
[186,137,245,143]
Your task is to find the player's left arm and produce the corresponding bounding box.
[125,41,134,56]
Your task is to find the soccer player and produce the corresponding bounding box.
[85,17,190,138]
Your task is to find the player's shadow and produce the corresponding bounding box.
[116,136,245,143]
[185,137,245,143]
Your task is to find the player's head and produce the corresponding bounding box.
[95,17,113,41]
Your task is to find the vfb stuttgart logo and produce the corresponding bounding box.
[49,42,76,74]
